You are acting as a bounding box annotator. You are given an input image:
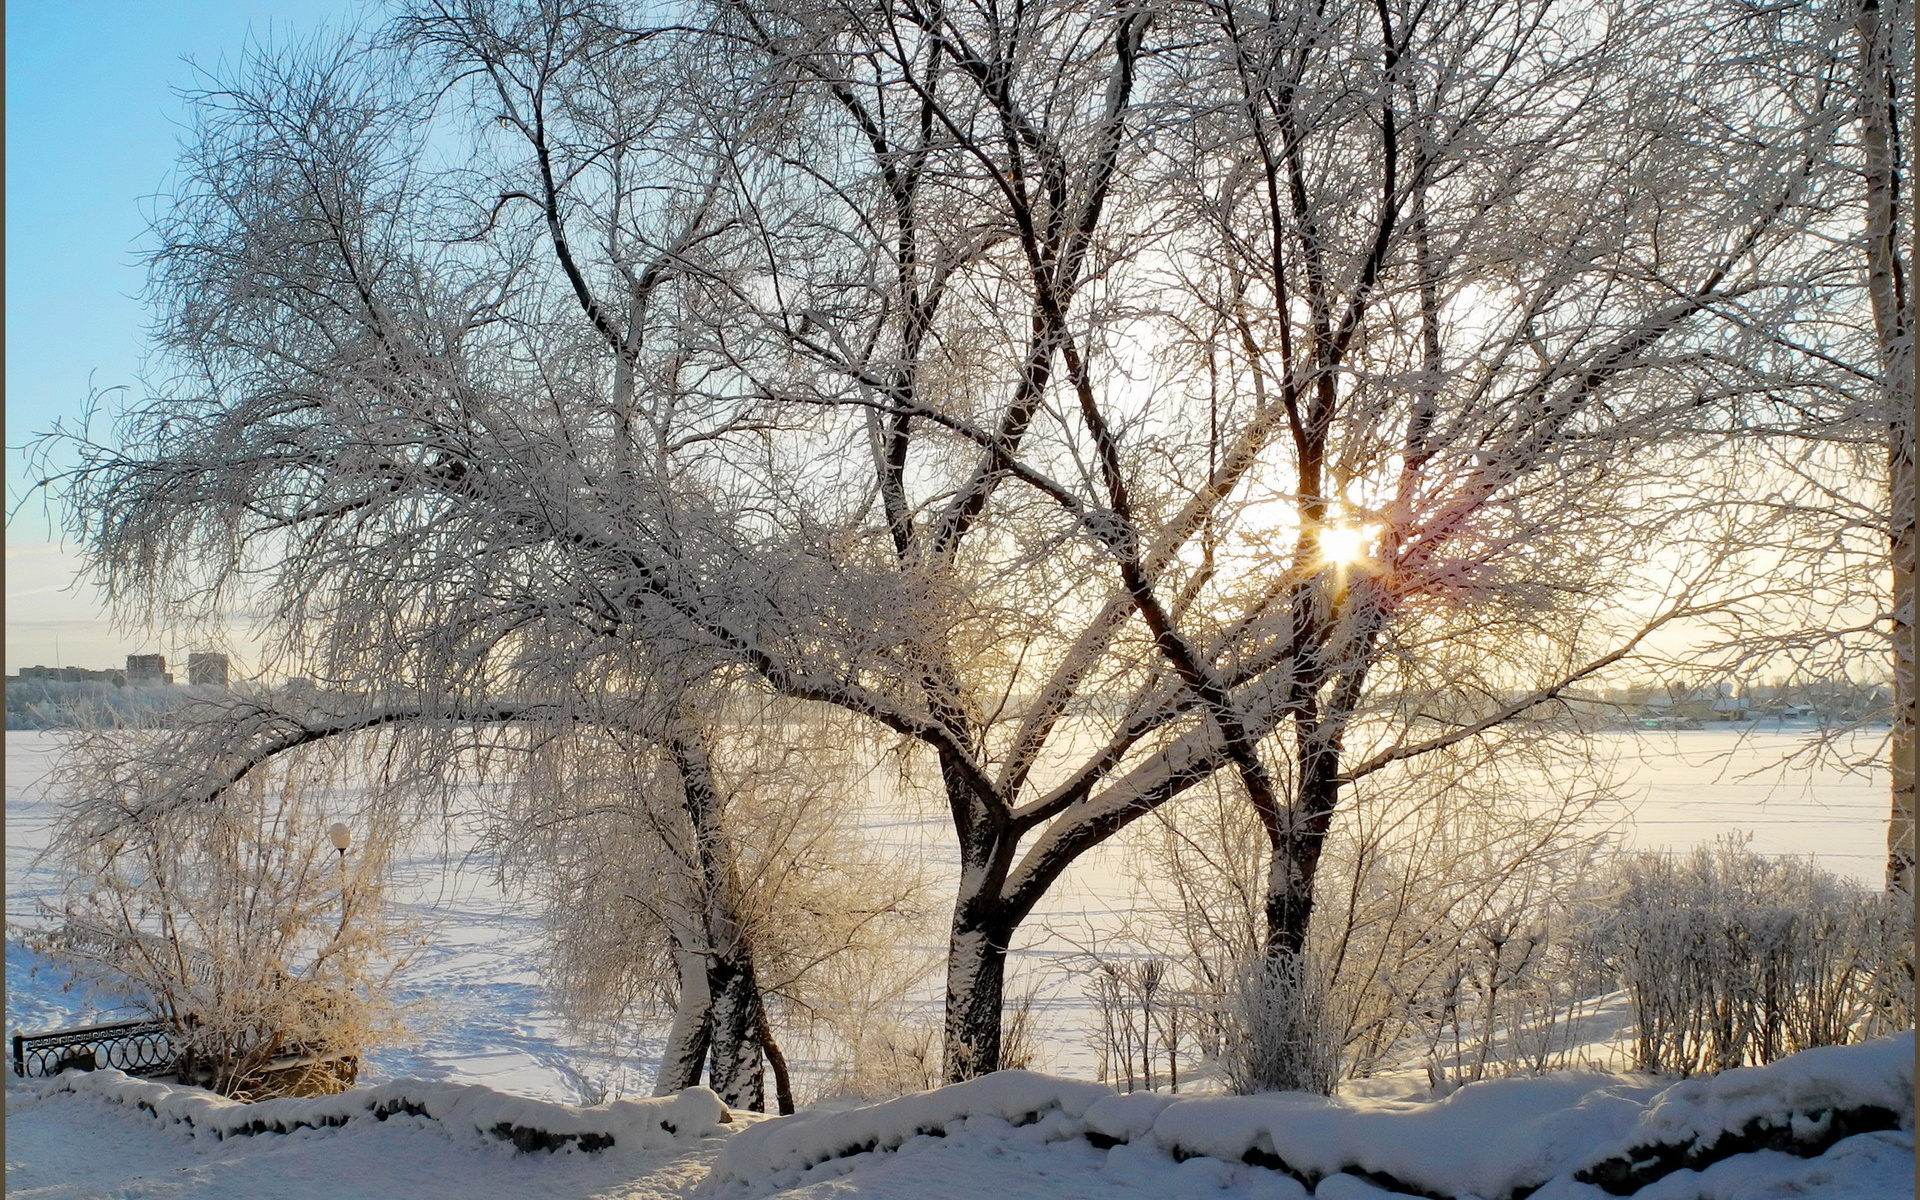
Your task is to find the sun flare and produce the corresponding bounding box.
[1319,523,1375,566]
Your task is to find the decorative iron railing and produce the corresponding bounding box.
[11,1019,177,1079]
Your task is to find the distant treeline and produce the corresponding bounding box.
[4,680,224,730]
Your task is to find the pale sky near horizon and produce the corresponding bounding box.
[7,1,366,673]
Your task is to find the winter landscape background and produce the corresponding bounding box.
[9,724,1912,1200]
[6,0,1913,1193]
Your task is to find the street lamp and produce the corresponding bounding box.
[328,823,352,939]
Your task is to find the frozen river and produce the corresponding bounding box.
[5,725,1892,1099]
[1597,727,1888,882]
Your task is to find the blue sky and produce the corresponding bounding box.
[7,0,368,669]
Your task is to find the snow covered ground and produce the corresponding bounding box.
[6,727,1908,1198]
[5,1035,1912,1198]
[1602,728,1888,883]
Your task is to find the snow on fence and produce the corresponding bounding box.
[704,1034,1913,1200]
[18,1068,731,1155]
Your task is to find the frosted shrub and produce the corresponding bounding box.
[30,734,413,1099]
[1408,911,1617,1088]
[1137,758,1618,1088]
[998,982,1044,1073]
[815,1015,945,1101]
[1595,838,1912,1075]
[1223,953,1340,1095]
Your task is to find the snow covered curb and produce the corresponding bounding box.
[703,1035,1912,1199]
[702,1070,1109,1193]
[15,1067,731,1154]
[1569,1033,1914,1194]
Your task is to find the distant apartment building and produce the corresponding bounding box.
[125,654,173,685]
[13,664,125,685]
[187,653,230,687]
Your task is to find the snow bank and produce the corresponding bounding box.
[704,1069,1109,1193]
[18,1067,729,1154]
[1148,1073,1660,1199]
[1614,1031,1912,1147]
[1147,1037,1910,1198]
[702,1035,1912,1199]
[1569,1032,1913,1194]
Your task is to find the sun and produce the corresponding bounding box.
[1319,523,1374,566]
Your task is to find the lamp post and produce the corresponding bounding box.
[328,823,352,938]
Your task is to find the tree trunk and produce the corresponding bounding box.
[1894,425,1915,899]
[652,948,713,1095]
[705,952,767,1111]
[757,1002,796,1115]
[1263,716,1347,961]
[938,745,1018,1082]
[669,729,769,1110]
[943,910,1012,1082]
[1857,0,1915,896]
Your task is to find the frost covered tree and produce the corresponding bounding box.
[67,676,920,1113]
[492,697,925,1112]
[1606,0,1913,896]
[693,0,1877,1085]
[1094,0,1887,1088]
[35,0,1901,1089]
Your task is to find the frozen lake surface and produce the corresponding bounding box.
[1599,727,1887,882]
[5,726,1891,1101]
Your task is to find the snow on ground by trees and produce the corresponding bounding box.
[4,1035,1911,1199]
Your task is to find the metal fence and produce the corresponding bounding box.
[11,1019,177,1079]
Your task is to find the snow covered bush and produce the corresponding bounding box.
[1592,837,1913,1075]
[1135,748,1618,1088]
[1222,953,1340,1096]
[26,730,414,1099]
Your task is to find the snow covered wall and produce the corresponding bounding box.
[18,1067,731,1154]
[704,1034,1914,1199]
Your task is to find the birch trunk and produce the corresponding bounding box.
[1857,0,1915,896]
